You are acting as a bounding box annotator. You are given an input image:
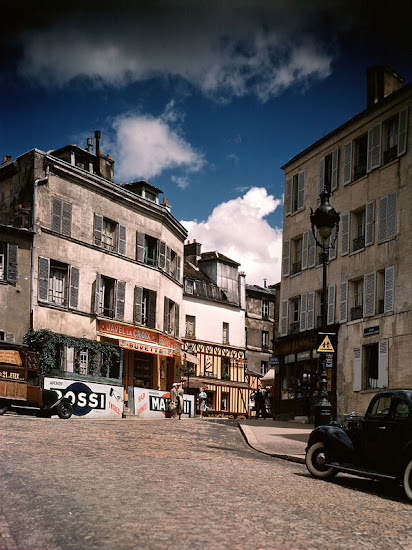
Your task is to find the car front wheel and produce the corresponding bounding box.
[403,458,412,501]
[56,401,73,420]
[0,400,9,415]
[305,441,337,479]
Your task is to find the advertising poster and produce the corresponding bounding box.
[134,387,195,418]
[44,378,124,419]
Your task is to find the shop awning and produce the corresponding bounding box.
[261,368,276,386]
[181,376,253,390]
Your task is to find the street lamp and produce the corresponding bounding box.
[185,346,196,394]
[310,187,340,427]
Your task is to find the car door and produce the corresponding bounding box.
[360,394,393,471]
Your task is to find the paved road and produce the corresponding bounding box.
[0,415,411,550]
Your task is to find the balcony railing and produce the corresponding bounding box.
[292,261,302,275]
[289,321,300,334]
[353,164,366,180]
[351,305,363,321]
[353,236,365,252]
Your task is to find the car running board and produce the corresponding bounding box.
[326,462,397,481]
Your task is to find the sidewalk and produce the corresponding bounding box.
[238,418,314,463]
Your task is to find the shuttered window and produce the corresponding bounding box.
[397,107,408,156]
[297,171,305,209]
[300,293,307,332]
[285,177,292,216]
[339,281,348,323]
[301,231,309,270]
[341,212,350,256]
[307,231,316,268]
[378,340,389,388]
[328,226,337,261]
[52,197,72,236]
[282,240,290,277]
[69,266,80,309]
[367,122,382,172]
[136,232,145,263]
[319,150,338,193]
[280,299,288,337]
[115,280,126,320]
[38,257,79,309]
[384,266,394,313]
[363,272,376,317]
[343,141,352,185]
[365,200,375,246]
[353,347,362,391]
[307,291,315,330]
[327,284,335,325]
[379,191,397,242]
[118,225,126,255]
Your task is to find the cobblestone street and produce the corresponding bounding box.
[1,415,411,550]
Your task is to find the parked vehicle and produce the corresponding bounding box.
[0,342,72,419]
[305,389,412,501]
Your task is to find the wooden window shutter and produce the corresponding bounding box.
[300,293,307,332]
[397,106,408,156]
[158,241,166,270]
[136,231,145,262]
[331,148,339,192]
[61,201,72,237]
[307,291,315,330]
[115,280,126,320]
[118,225,126,255]
[343,141,352,185]
[327,284,335,325]
[363,272,376,317]
[52,197,62,233]
[176,255,181,283]
[307,231,316,268]
[94,214,103,246]
[93,273,101,314]
[319,156,325,194]
[164,297,169,333]
[174,302,180,338]
[301,231,309,270]
[387,191,397,239]
[285,177,292,216]
[166,246,171,274]
[378,340,389,388]
[69,266,80,309]
[297,171,305,210]
[282,240,290,277]
[384,266,394,313]
[378,195,388,242]
[38,257,50,302]
[367,122,382,172]
[328,226,337,261]
[6,243,18,283]
[341,212,350,256]
[148,290,157,329]
[365,200,375,246]
[353,346,362,391]
[339,281,348,323]
[280,299,288,337]
[5,332,15,343]
[134,286,143,324]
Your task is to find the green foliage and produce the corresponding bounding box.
[23,329,121,376]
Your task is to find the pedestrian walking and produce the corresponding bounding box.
[254,386,267,419]
[198,387,207,418]
[169,383,178,418]
[177,383,185,419]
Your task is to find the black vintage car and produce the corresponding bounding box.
[305,389,412,501]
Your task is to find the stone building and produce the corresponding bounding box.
[0,135,187,417]
[182,241,259,416]
[245,282,277,375]
[277,66,411,421]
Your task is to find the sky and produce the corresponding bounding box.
[1,0,411,285]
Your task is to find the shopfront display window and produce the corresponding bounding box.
[133,353,153,388]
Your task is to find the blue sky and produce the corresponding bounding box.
[1,1,410,285]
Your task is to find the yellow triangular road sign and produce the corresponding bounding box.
[317,335,335,353]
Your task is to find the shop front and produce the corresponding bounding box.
[97,319,182,412]
[275,329,337,421]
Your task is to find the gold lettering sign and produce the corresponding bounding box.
[0,350,23,367]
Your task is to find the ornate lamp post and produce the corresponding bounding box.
[310,188,340,426]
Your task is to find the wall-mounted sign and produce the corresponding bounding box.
[285,354,295,364]
[297,351,310,361]
[317,333,336,353]
[133,387,195,418]
[364,326,379,337]
[269,357,279,366]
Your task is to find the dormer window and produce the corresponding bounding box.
[144,189,157,202]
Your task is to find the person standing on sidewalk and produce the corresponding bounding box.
[198,388,207,418]
[169,383,178,418]
[255,386,267,419]
[177,383,185,419]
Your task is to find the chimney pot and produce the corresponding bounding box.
[98,148,102,155]
[107,153,111,159]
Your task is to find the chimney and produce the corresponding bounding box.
[162,197,171,211]
[2,155,11,164]
[367,66,404,108]
[263,278,267,288]
[184,240,202,265]
[87,137,94,153]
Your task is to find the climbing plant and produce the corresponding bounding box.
[23,329,121,377]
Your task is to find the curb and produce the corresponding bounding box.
[238,424,306,464]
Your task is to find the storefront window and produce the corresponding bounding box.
[133,353,153,388]
[282,362,295,400]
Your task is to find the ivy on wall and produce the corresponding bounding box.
[23,329,121,376]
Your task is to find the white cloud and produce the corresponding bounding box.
[181,187,283,285]
[110,107,205,181]
[17,5,333,101]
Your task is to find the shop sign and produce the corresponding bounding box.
[297,351,310,361]
[44,377,124,418]
[364,326,379,337]
[159,335,181,351]
[0,350,22,366]
[98,320,157,343]
[119,339,173,357]
[312,349,320,358]
[285,354,295,364]
[133,387,195,418]
[269,357,279,366]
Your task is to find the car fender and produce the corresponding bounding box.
[307,425,355,461]
[43,395,72,411]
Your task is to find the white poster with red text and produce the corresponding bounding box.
[133,387,195,418]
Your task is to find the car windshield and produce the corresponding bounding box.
[369,396,391,416]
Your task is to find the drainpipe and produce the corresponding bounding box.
[30,166,50,330]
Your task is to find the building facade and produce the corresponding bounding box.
[182,241,259,416]
[0,137,187,417]
[245,283,277,375]
[278,66,412,421]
